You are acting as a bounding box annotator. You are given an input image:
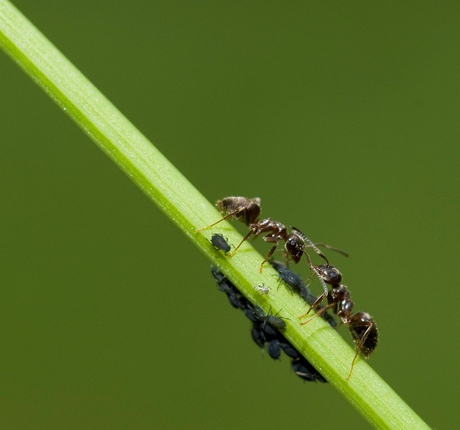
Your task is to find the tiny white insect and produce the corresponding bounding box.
[254,284,270,295]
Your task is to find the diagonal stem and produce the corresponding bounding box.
[0,1,430,428]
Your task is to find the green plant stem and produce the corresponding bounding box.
[0,1,430,429]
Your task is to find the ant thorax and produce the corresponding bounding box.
[248,218,287,242]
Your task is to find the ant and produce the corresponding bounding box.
[210,233,231,254]
[196,196,261,232]
[198,197,345,275]
[229,221,331,273]
[298,265,378,380]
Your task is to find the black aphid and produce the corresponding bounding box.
[210,233,231,253]
[269,261,337,328]
[292,357,327,383]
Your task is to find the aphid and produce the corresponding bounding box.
[210,266,226,284]
[299,273,378,380]
[292,357,327,383]
[211,266,249,310]
[267,339,282,360]
[244,305,286,337]
[254,284,270,295]
[269,261,337,328]
[210,233,231,253]
[250,326,267,348]
[197,196,261,232]
[279,341,301,360]
[270,260,304,292]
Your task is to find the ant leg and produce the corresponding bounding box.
[346,325,372,381]
[314,243,349,258]
[299,299,334,325]
[227,230,253,257]
[299,293,326,318]
[195,209,241,232]
[259,244,279,273]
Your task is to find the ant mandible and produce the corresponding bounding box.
[298,265,378,380]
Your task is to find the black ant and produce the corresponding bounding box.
[298,265,378,380]
[228,220,331,273]
[196,196,261,232]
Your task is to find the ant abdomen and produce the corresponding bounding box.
[349,312,378,358]
[196,196,261,232]
[216,196,261,226]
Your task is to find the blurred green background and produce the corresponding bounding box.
[1,1,459,429]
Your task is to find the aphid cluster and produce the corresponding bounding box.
[200,196,378,380]
[211,266,326,383]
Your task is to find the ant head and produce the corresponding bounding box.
[315,264,342,286]
[284,232,304,263]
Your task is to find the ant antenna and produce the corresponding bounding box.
[302,251,329,297]
[314,243,349,258]
[290,227,329,264]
